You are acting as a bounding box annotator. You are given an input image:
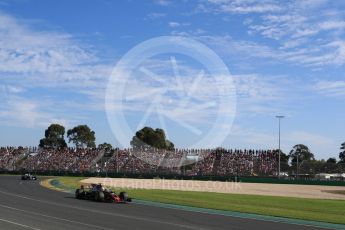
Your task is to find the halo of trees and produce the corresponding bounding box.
[39,124,67,149]
[130,127,174,150]
[39,124,96,149]
[67,125,96,148]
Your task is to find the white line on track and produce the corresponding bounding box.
[0,204,114,230]
[0,190,209,230]
[0,217,41,230]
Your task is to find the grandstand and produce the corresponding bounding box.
[1,147,344,179]
[0,147,277,176]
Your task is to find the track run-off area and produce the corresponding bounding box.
[0,175,344,230]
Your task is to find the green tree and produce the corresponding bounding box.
[98,142,113,157]
[339,142,345,163]
[311,159,327,174]
[280,151,289,162]
[67,125,96,148]
[39,124,67,149]
[289,144,315,163]
[98,142,113,151]
[130,127,174,150]
[165,140,174,150]
[289,144,314,177]
[326,158,337,164]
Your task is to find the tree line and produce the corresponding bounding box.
[39,124,174,150]
[39,124,96,149]
[289,144,345,164]
[276,144,345,176]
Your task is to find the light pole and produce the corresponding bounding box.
[276,115,284,178]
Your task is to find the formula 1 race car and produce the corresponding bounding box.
[75,184,132,203]
[21,173,37,180]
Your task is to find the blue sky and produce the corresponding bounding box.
[0,0,344,160]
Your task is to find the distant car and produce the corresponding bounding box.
[21,173,37,180]
[75,184,132,203]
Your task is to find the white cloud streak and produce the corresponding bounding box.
[207,0,282,14]
[203,0,345,67]
[313,80,345,97]
[0,12,111,127]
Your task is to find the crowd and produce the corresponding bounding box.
[104,148,184,174]
[190,150,216,176]
[216,149,255,176]
[158,149,185,173]
[257,150,278,175]
[0,147,279,176]
[21,148,102,172]
[187,149,278,176]
[104,149,131,173]
[0,147,28,170]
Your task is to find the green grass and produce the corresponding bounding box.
[57,176,86,189]
[55,176,345,225]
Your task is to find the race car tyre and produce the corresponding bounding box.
[98,191,105,201]
[119,192,128,202]
[94,191,104,201]
[75,189,80,199]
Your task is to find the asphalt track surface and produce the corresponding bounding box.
[0,176,330,230]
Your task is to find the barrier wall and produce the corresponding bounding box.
[2,170,345,186]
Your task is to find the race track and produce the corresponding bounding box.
[0,176,329,230]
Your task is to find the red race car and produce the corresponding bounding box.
[75,184,132,203]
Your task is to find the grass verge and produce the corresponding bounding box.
[56,176,86,189]
[53,176,345,225]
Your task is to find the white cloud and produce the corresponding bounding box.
[230,127,276,148]
[0,12,113,128]
[313,80,345,97]
[107,55,294,134]
[228,126,337,159]
[0,85,25,95]
[326,41,345,65]
[197,35,345,67]
[208,0,282,14]
[233,74,283,107]
[0,13,110,86]
[154,0,172,6]
[146,12,166,20]
[202,0,345,66]
[168,21,191,28]
[111,59,234,124]
[287,131,334,146]
[199,35,278,59]
[319,20,345,31]
[232,73,303,118]
[0,15,94,73]
[168,22,180,27]
[281,38,308,49]
[0,96,77,128]
[286,131,335,156]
